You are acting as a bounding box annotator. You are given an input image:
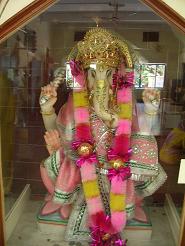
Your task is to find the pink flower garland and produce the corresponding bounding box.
[109,69,133,233]
[71,61,134,245]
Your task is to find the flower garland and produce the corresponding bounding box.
[70,60,134,245]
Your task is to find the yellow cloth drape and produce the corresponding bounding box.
[160,127,185,165]
[0,72,16,194]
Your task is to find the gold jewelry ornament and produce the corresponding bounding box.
[110,158,123,169]
[68,27,133,69]
[40,109,55,116]
[102,233,111,241]
[46,144,55,151]
[77,143,93,157]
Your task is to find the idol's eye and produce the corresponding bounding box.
[90,69,96,78]
[106,69,112,77]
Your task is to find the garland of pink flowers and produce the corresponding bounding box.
[70,60,134,245]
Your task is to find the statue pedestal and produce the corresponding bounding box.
[123,218,152,241]
[37,209,67,241]
[37,204,152,242]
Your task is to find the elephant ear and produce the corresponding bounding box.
[87,69,95,90]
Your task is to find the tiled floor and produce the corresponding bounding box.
[7,200,175,246]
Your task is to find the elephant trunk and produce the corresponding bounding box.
[93,79,112,122]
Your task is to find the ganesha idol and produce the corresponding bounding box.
[39,28,167,245]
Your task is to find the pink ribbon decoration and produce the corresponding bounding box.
[114,234,127,246]
[76,153,97,168]
[71,139,93,150]
[90,226,104,246]
[90,215,113,246]
[107,148,132,162]
[112,71,134,89]
[115,239,127,246]
[115,239,124,246]
[124,71,134,87]
[91,227,127,246]
[90,218,128,246]
[107,167,131,182]
[107,148,118,161]
[112,73,119,90]
[72,139,96,167]
[69,59,82,77]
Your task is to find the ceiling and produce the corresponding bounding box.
[47,0,151,12]
[40,0,165,25]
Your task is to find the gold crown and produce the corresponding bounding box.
[68,28,133,69]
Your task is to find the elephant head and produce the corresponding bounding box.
[86,64,119,127]
[67,28,134,127]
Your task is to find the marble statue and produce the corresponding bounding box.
[137,88,161,136]
[39,28,167,245]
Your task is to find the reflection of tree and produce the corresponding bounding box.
[141,76,149,86]
[156,65,164,76]
[139,64,165,88]
[142,65,156,76]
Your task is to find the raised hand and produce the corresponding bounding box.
[44,129,61,155]
[40,83,57,112]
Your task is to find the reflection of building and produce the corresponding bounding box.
[171,79,185,104]
[160,78,185,129]
[161,100,183,129]
[139,63,166,88]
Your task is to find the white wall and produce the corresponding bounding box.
[50,23,182,83]
[28,19,51,58]
[0,0,35,25]
[161,0,185,19]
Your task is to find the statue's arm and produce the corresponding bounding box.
[40,84,57,131]
[42,111,57,131]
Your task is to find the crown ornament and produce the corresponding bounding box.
[68,27,133,69]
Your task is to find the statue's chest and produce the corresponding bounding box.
[90,114,114,157]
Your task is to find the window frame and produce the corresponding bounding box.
[136,63,166,88]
